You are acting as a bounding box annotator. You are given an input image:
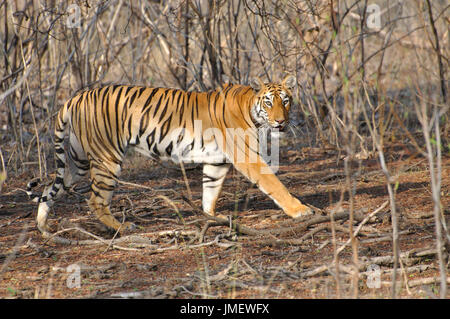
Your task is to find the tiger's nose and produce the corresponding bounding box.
[275,119,285,125]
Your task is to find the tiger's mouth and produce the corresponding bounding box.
[270,122,288,131]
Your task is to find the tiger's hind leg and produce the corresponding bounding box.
[36,133,90,235]
[88,162,135,233]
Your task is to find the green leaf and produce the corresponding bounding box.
[430,137,437,146]
[7,287,17,296]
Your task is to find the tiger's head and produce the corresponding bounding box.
[249,75,296,130]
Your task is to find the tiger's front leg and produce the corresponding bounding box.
[233,160,313,218]
[202,163,231,216]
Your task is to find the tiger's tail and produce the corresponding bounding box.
[26,101,71,204]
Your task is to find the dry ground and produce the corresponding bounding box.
[0,138,449,299]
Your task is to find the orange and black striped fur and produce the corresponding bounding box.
[27,76,313,236]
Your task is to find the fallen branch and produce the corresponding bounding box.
[336,201,389,255]
[181,194,354,238]
[41,227,152,250]
[293,246,439,281]
[0,212,32,228]
[381,276,450,288]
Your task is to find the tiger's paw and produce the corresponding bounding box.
[288,204,314,219]
[215,213,232,221]
[119,221,137,234]
[204,212,231,221]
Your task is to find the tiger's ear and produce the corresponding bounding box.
[282,75,296,90]
[250,77,265,92]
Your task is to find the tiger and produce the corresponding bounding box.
[27,75,313,237]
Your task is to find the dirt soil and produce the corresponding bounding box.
[0,141,449,299]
